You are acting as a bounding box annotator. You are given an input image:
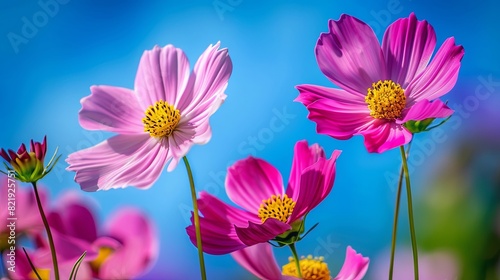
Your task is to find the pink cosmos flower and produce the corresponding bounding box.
[186,140,340,254]
[231,242,369,280]
[67,43,232,191]
[7,193,157,280]
[296,13,464,153]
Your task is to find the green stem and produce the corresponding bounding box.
[31,182,59,280]
[388,143,411,280]
[399,146,419,279]
[289,243,302,278]
[183,156,207,280]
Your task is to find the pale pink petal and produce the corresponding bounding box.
[287,140,326,197]
[186,192,257,255]
[66,134,170,191]
[179,42,232,116]
[398,99,453,123]
[360,122,412,153]
[316,14,387,94]
[295,84,366,105]
[79,86,145,134]
[235,219,291,246]
[382,13,437,88]
[226,157,285,213]
[231,243,282,280]
[333,246,370,280]
[98,208,158,279]
[305,98,374,140]
[406,37,464,103]
[288,150,340,222]
[134,45,191,109]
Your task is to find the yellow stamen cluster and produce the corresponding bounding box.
[90,247,115,271]
[282,255,331,280]
[142,100,181,138]
[257,194,296,223]
[365,80,406,119]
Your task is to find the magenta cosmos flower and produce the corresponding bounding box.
[231,242,369,280]
[296,13,464,153]
[186,140,340,254]
[67,43,232,191]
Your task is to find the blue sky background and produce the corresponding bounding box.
[1,0,499,279]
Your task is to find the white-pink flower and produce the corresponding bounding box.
[67,43,232,191]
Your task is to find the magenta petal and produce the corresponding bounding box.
[235,219,291,246]
[360,122,412,153]
[288,150,340,222]
[98,208,158,279]
[134,45,191,109]
[316,14,387,94]
[306,98,373,140]
[79,85,145,134]
[66,134,170,191]
[382,13,437,88]
[406,37,464,103]
[186,192,256,255]
[179,42,232,116]
[333,246,370,280]
[226,157,284,213]
[231,243,281,280]
[187,213,246,255]
[49,193,97,243]
[398,99,454,123]
[287,140,325,196]
[295,84,366,106]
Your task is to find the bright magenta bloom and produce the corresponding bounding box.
[186,140,340,254]
[231,242,369,280]
[296,13,464,153]
[67,43,232,191]
[1,136,58,182]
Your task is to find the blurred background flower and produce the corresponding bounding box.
[1,0,499,278]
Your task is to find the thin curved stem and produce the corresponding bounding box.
[289,243,302,278]
[388,143,412,280]
[183,156,207,280]
[32,182,59,280]
[399,146,419,279]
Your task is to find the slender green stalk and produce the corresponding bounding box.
[183,156,206,280]
[32,182,59,280]
[289,243,302,278]
[399,146,419,279]
[388,143,411,280]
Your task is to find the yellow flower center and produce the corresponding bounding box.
[365,80,406,119]
[257,194,296,223]
[90,247,115,271]
[282,255,331,280]
[29,268,50,280]
[142,100,181,138]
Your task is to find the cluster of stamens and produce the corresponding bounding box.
[282,255,331,279]
[365,80,406,119]
[142,100,181,138]
[257,194,296,223]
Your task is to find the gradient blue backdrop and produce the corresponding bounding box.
[1,0,499,279]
